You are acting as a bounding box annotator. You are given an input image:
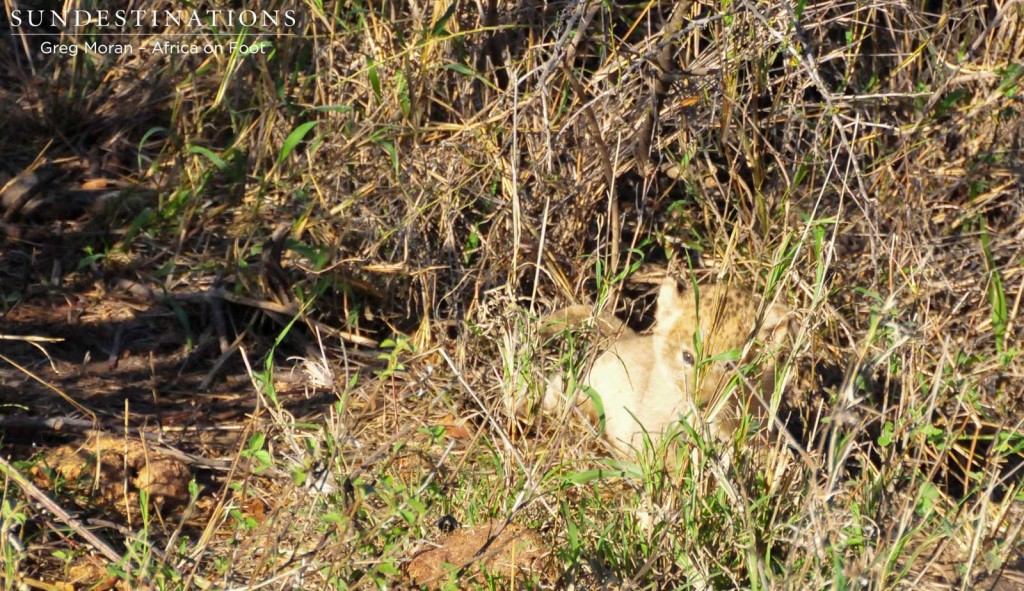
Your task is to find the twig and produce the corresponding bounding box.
[0,352,97,421]
[0,334,64,342]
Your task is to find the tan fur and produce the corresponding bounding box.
[542,279,793,454]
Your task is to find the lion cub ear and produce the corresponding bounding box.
[759,302,794,345]
[655,277,686,327]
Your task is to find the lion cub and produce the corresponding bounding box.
[541,280,793,454]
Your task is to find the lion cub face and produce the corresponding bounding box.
[535,278,793,454]
[651,280,793,438]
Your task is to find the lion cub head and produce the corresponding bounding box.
[653,280,794,438]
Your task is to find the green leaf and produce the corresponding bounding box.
[277,121,319,164]
[248,433,266,452]
[312,104,354,113]
[441,63,497,89]
[705,348,742,364]
[138,126,168,171]
[997,63,1023,97]
[367,55,382,100]
[915,481,941,516]
[443,62,475,76]
[188,145,228,170]
[123,208,156,245]
[581,385,605,434]
[430,1,459,37]
[378,139,399,174]
[558,460,642,484]
[794,0,807,19]
[564,504,580,552]
[253,450,273,470]
[877,421,894,447]
[395,70,410,116]
[989,270,1007,355]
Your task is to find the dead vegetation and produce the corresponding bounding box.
[1,0,1023,589]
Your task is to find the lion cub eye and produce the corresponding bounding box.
[680,351,695,366]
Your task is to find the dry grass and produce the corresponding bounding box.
[1,0,1023,589]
